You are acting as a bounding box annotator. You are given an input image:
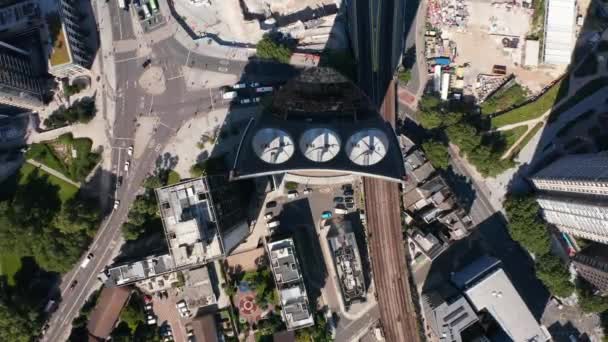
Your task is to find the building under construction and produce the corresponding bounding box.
[327,218,366,305]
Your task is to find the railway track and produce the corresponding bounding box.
[363,80,421,341]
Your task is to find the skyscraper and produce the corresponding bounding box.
[572,243,608,294]
[0,41,43,110]
[530,153,608,243]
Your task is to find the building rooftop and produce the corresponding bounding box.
[190,314,219,342]
[87,286,131,340]
[408,230,446,260]
[0,1,39,35]
[452,256,549,342]
[543,0,576,64]
[267,238,314,330]
[532,153,608,183]
[327,218,366,303]
[231,67,405,182]
[47,14,70,66]
[422,284,479,342]
[156,178,224,268]
[183,266,217,309]
[107,254,175,286]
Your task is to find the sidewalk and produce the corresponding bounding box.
[26,159,81,188]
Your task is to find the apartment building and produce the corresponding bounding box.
[572,243,608,294]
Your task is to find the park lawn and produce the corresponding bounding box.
[500,126,528,151]
[481,84,528,115]
[26,143,68,175]
[0,253,22,286]
[491,80,565,128]
[167,170,181,185]
[19,163,78,203]
[509,122,544,158]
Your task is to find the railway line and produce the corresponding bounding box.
[363,80,421,341]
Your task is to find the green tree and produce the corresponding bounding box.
[578,279,608,313]
[0,301,36,342]
[535,254,574,298]
[120,295,145,331]
[504,195,551,256]
[418,108,443,129]
[256,35,293,64]
[421,140,450,169]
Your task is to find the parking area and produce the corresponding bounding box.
[149,288,188,342]
[133,0,166,32]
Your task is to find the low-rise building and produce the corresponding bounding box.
[107,254,175,287]
[87,286,131,340]
[190,313,220,342]
[326,218,366,305]
[267,238,314,330]
[407,229,447,262]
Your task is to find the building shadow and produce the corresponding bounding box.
[548,321,588,342]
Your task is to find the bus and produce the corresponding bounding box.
[149,0,158,12]
[118,0,126,10]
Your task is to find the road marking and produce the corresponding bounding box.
[157,121,175,131]
[113,137,135,141]
[167,74,184,80]
[115,56,145,63]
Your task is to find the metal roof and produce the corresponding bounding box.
[543,0,576,64]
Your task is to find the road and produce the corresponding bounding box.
[42,1,298,341]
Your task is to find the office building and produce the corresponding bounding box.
[326,218,366,305]
[156,177,250,268]
[0,1,41,39]
[0,41,43,109]
[267,238,314,330]
[572,243,608,294]
[451,256,550,342]
[531,153,608,243]
[231,67,405,183]
[422,284,480,342]
[47,0,90,78]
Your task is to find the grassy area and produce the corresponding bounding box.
[491,79,565,128]
[167,170,181,185]
[19,163,78,202]
[26,133,100,182]
[509,122,544,158]
[529,0,545,40]
[0,253,22,286]
[47,14,70,66]
[500,126,528,150]
[481,84,528,115]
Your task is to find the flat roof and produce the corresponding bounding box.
[156,179,224,268]
[464,268,548,342]
[107,254,174,286]
[543,0,576,64]
[327,219,366,302]
[524,40,540,67]
[532,153,608,183]
[268,239,301,284]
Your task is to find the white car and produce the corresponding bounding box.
[303,188,312,194]
[233,83,246,89]
[264,212,273,220]
[124,161,130,172]
[287,190,299,199]
[248,82,260,88]
[127,146,133,156]
[114,200,120,209]
[147,314,157,325]
[80,253,94,268]
[252,97,261,103]
[266,220,280,229]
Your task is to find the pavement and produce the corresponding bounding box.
[25,159,81,188]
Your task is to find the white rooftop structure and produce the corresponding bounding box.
[252,128,295,164]
[345,129,389,166]
[543,0,577,65]
[524,40,540,67]
[267,238,314,330]
[299,128,341,162]
[107,254,175,286]
[156,179,224,268]
[462,267,550,342]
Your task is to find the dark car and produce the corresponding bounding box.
[117,176,123,187]
[69,280,78,290]
[333,196,344,203]
[342,184,353,191]
[346,203,355,209]
[343,189,354,196]
[345,197,354,203]
[142,59,152,68]
[266,201,277,208]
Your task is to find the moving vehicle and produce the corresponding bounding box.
[255,86,273,93]
[80,253,94,268]
[334,206,348,215]
[142,59,152,68]
[118,0,127,10]
[124,161,130,172]
[114,200,120,210]
[266,201,277,208]
[287,190,299,199]
[321,211,332,219]
[69,280,78,290]
[267,220,280,229]
[117,176,123,187]
[222,91,237,100]
[127,146,133,156]
[44,300,57,313]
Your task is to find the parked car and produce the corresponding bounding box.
[222,91,237,100]
[334,206,348,215]
[345,197,354,203]
[321,211,332,219]
[267,220,280,229]
[303,188,312,194]
[264,212,273,220]
[287,190,299,199]
[346,203,355,209]
[239,98,251,105]
[147,314,157,325]
[343,189,354,196]
[266,201,277,208]
[252,97,261,103]
[333,196,344,203]
[233,83,246,89]
[255,86,274,93]
[248,82,260,88]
